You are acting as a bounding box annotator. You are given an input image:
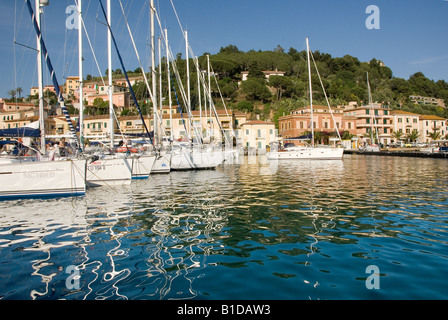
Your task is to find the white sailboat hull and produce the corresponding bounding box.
[171,149,224,170]
[0,159,86,200]
[151,153,171,174]
[266,147,344,160]
[131,154,157,179]
[86,156,132,186]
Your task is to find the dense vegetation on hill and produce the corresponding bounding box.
[195,45,448,124]
[10,44,447,125]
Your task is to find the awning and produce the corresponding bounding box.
[0,127,40,138]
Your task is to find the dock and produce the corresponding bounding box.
[344,149,448,159]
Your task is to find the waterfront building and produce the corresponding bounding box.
[343,103,393,145]
[391,110,420,141]
[0,108,40,129]
[69,109,249,144]
[240,120,276,152]
[419,115,447,143]
[279,105,357,143]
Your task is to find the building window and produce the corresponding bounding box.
[398,118,402,123]
[300,121,303,129]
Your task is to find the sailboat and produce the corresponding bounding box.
[359,72,380,152]
[266,38,343,160]
[0,0,86,200]
[85,0,156,185]
[166,30,224,170]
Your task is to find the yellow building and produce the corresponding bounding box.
[65,76,80,95]
[240,120,276,152]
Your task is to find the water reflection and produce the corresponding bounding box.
[1,155,448,299]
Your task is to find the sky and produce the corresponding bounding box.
[0,0,447,99]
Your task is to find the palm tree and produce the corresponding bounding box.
[391,130,404,142]
[428,129,441,141]
[406,129,420,143]
[16,87,23,99]
[7,89,17,100]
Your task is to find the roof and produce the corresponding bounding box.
[241,120,274,126]
[420,115,446,120]
[390,110,420,116]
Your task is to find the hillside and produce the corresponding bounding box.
[192,45,448,125]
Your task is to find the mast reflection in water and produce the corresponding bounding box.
[1,154,448,300]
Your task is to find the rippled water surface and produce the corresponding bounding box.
[1,154,448,300]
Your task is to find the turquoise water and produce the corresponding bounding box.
[1,154,448,300]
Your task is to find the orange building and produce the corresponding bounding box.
[278,105,357,143]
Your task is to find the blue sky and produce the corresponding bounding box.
[1,0,447,99]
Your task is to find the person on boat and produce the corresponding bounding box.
[59,137,68,157]
[46,142,57,161]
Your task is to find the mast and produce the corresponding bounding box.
[78,0,84,150]
[164,28,173,142]
[26,0,81,152]
[158,36,163,137]
[367,72,375,143]
[36,0,46,154]
[207,54,213,141]
[185,30,191,138]
[164,29,174,142]
[150,0,158,147]
[196,57,202,133]
[107,0,114,148]
[306,37,314,147]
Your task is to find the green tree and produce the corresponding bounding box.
[235,100,254,113]
[240,78,272,102]
[392,130,404,142]
[406,129,420,142]
[16,87,23,99]
[219,45,242,54]
[247,61,265,79]
[268,75,293,101]
[428,129,441,141]
[8,89,16,100]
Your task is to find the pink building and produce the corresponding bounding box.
[85,92,132,110]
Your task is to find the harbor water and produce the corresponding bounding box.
[1,154,448,300]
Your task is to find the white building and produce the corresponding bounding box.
[240,120,277,152]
